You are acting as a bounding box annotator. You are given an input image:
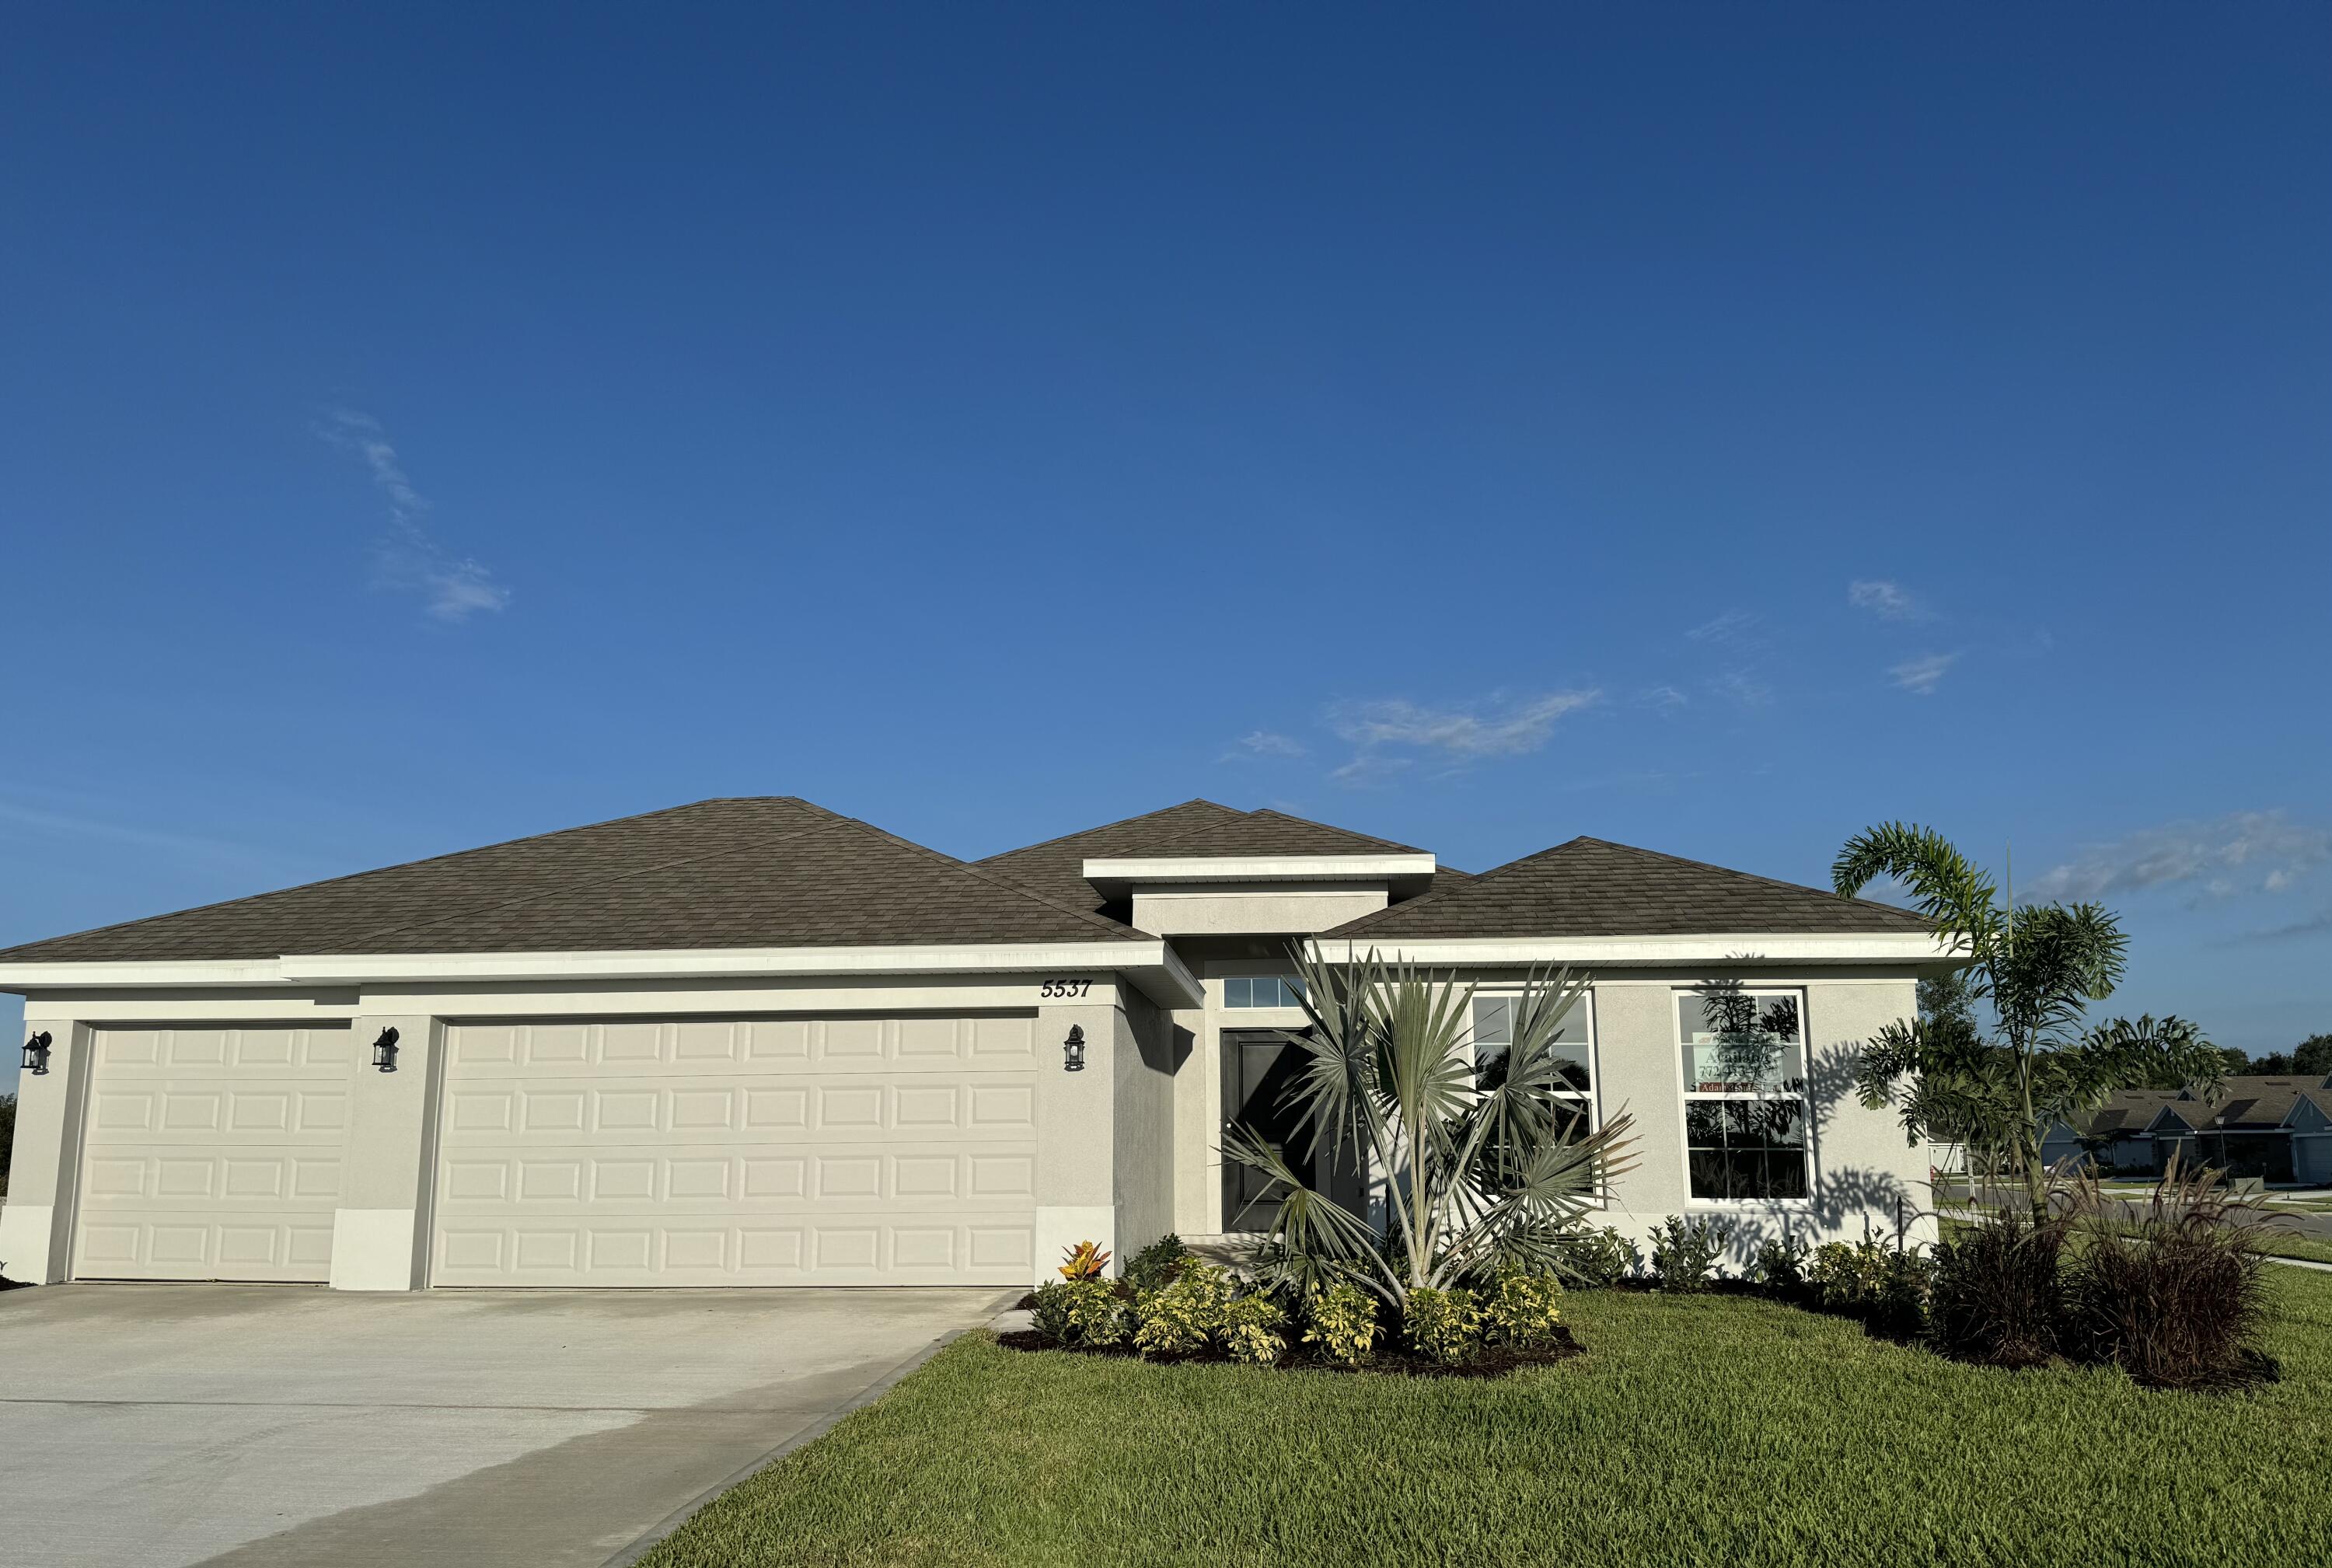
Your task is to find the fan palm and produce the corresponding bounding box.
[1221,947,1637,1311]
[1834,822,2222,1222]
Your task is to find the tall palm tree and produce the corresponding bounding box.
[1222,948,1636,1311]
[1834,822,2221,1222]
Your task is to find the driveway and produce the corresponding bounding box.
[0,1282,1010,1567]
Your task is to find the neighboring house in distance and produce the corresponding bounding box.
[2042,1076,2332,1186]
[0,798,1946,1291]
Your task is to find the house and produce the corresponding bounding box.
[0,798,1946,1290]
[2042,1075,2332,1186]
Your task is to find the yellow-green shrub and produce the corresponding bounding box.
[1483,1270,1565,1350]
[1302,1281,1381,1367]
[1132,1262,1234,1357]
[1220,1295,1288,1365]
[1402,1286,1483,1365]
[1031,1276,1129,1348]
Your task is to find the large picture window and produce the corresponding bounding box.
[1677,988,1810,1202]
[1471,991,1595,1140]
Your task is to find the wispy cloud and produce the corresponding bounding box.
[1889,651,1959,694]
[1849,579,1929,621]
[1709,669,1773,709]
[319,408,510,623]
[2237,907,2332,944]
[0,798,320,878]
[2031,810,2332,904]
[1223,730,1307,761]
[1326,690,1600,784]
[1686,609,1760,644]
[1640,685,1689,711]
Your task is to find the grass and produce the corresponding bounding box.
[641,1269,2332,1568]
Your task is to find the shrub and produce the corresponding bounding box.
[1122,1233,1194,1294]
[1219,1295,1288,1366]
[1555,1225,1641,1288]
[1805,1238,1931,1336]
[1030,1276,1129,1348]
[2065,1163,2268,1388]
[1482,1270,1565,1350]
[1131,1262,1234,1358]
[1751,1232,1811,1295]
[1650,1216,1730,1292]
[1302,1281,1381,1367]
[1929,1208,2067,1368]
[1402,1286,1483,1365]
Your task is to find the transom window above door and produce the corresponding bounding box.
[1224,976,1307,1008]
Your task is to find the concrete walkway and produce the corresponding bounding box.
[0,1282,1009,1568]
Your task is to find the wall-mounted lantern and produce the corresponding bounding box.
[21,1030,52,1076]
[371,1026,400,1073]
[1063,1025,1086,1073]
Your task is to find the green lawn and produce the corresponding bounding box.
[643,1269,2332,1568]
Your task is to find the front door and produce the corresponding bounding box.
[1222,1029,1315,1231]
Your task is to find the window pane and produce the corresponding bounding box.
[1284,976,1307,1004]
[1225,977,1252,1008]
[1684,1095,1810,1200]
[1679,990,1804,1092]
[1473,998,1512,1044]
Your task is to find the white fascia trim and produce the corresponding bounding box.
[1303,932,1956,966]
[0,941,1207,1009]
[1084,854,1436,885]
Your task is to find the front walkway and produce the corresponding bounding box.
[0,1282,1008,1567]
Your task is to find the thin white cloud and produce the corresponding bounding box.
[319,408,511,623]
[2032,811,2332,904]
[1849,579,1927,621]
[1709,669,1773,709]
[1325,690,1599,784]
[1223,731,1307,762]
[0,798,317,877]
[1686,609,1759,644]
[1641,685,1689,711]
[1889,652,1959,694]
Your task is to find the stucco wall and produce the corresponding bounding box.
[1110,986,1180,1262]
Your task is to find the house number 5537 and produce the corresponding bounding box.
[1039,980,1091,998]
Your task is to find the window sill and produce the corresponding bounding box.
[1684,1198,1817,1213]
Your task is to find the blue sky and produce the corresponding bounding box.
[5,5,2329,1090]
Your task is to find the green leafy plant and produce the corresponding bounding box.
[1751,1232,1811,1294]
[1482,1270,1565,1350]
[2065,1155,2270,1388]
[1131,1262,1234,1358]
[1220,1295,1289,1366]
[1057,1239,1112,1280]
[1031,1276,1129,1348]
[1555,1225,1642,1287]
[1835,823,2224,1222]
[1301,1281,1381,1367]
[1122,1233,1194,1294]
[1224,948,1637,1315]
[1804,1238,1931,1336]
[1649,1215,1730,1292]
[1402,1285,1482,1365]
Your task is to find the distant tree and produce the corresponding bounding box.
[2296,1034,2332,1078]
[1835,823,2225,1223]
[2238,1049,2297,1075]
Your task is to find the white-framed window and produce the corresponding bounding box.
[1224,975,1307,1009]
[1470,989,1597,1140]
[1677,987,1810,1203]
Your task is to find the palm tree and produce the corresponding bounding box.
[1221,947,1636,1312]
[1833,822,2222,1222]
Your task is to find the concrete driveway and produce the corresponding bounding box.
[0,1282,1009,1567]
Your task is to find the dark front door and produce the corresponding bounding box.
[1223,1029,1315,1231]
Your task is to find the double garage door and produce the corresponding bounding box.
[69,1014,1040,1287]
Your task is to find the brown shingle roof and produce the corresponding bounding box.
[1144,809,1425,859]
[0,798,1143,963]
[1326,836,1935,939]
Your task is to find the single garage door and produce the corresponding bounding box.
[72,1024,353,1282]
[431,1014,1040,1287]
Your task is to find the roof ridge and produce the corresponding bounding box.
[344,815,844,950]
[822,813,1144,939]
[974,799,1245,863]
[1563,836,1930,927]
[0,798,801,961]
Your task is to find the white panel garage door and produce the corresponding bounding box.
[72,1025,353,1282]
[431,1015,1040,1287]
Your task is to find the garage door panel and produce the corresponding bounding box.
[72,1026,352,1283]
[435,1014,1040,1287]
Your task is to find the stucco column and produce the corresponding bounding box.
[0,1018,92,1284]
[328,1014,444,1290]
[1032,1001,1117,1280]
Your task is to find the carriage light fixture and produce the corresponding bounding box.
[1063,1025,1086,1073]
[372,1026,400,1073]
[21,1031,52,1076]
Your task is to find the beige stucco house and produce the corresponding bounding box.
[0,797,1945,1291]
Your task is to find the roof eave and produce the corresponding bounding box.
[1302,931,1956,966]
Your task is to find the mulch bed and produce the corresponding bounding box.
[993,1324,1584,1379]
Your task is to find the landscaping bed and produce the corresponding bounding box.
[993,1322,1584,1379]
[637,1266,2332,1568]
